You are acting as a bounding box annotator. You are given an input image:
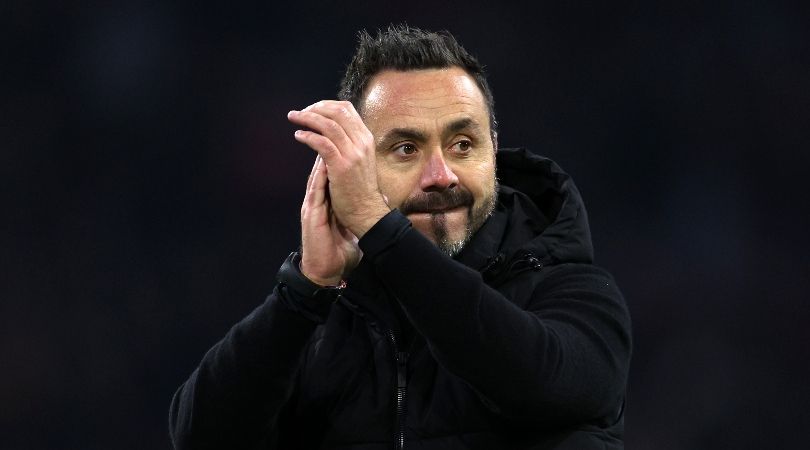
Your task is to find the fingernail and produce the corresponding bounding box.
[294,130,303,137]
[288,110,298,118]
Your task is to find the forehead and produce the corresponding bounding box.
[361,67,488,129]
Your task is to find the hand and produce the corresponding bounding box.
[299,155,361,286]
[287,101,390,238]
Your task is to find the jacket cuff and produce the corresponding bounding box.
[275,251,339,323]
[358,209,412,263]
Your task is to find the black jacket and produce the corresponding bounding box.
[169,148,632,449]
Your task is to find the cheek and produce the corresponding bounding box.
[458,161,496,197]
[376,167,415,208]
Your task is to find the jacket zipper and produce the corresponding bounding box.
[387,330,409,450]
[508,253,543,274]
[482,252,544,285]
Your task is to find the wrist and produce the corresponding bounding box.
[299,260,345,288]
[351,202,391,239]
[278,252,346,299]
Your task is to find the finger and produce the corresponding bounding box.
[305,155,320,193]
[288,109,354,156]
[302,156,326,216]
[306,155,328,208]
[300,101,370,147]
[293,129,341,165]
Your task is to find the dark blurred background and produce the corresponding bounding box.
[3,1,809,449]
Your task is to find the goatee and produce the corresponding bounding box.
[400,182,499,257]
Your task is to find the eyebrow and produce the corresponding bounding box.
[381,127,428,144]
[446,117,479,135]
[378,117,482,147]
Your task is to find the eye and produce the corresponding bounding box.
[451,140,472,154]
[393,143,417,156]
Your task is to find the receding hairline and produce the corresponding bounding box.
[356,66,492,120]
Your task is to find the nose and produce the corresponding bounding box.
[419,151,459,192]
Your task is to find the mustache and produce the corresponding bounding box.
[398,188,474,215]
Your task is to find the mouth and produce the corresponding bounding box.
[408,206,467,215]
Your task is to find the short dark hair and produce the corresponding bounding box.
[338,24,497,144]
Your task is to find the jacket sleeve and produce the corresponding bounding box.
[359,210,632,425]
[168,253,334,450]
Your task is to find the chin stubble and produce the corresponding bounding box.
[432,181,498,257]
[431,212,469,257]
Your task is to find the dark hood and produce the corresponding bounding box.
[457,147,594,273]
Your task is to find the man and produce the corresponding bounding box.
[169,25,631,449]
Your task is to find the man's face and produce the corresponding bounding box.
[361,67,497,256]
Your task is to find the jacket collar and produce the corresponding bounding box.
[499,148,593,263]
[458,148,594,274]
